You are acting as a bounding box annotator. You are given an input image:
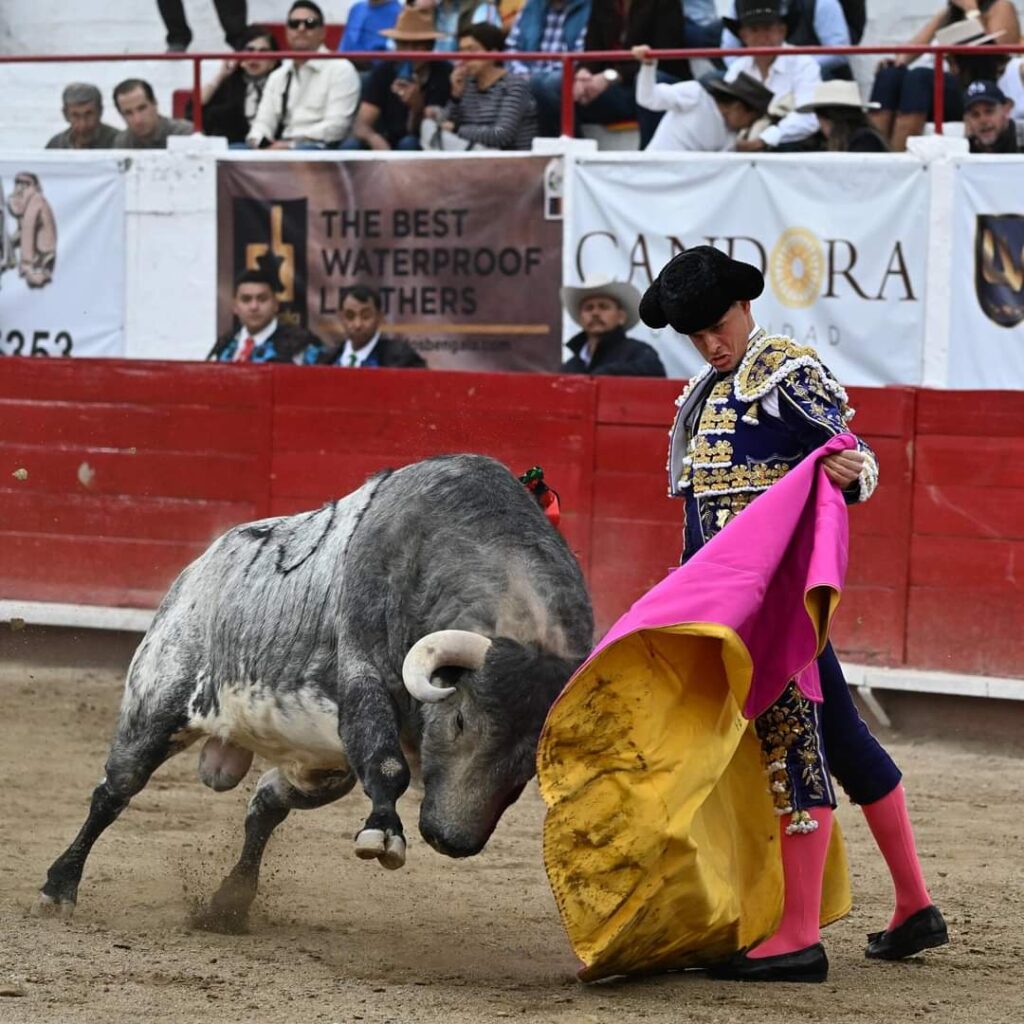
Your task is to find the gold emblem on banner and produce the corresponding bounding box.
[245,204,295,302]
[769,227,825,309]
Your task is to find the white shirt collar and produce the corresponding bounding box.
[340,331,382,366]
[236,317,278,346]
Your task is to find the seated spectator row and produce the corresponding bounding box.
[44,0,1024,154]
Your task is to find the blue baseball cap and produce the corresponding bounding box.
[963,79,1010,111]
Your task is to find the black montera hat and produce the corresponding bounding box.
[639,246,765,336]
[722,0,786,36]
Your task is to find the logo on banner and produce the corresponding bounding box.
[975,215,1024,328]
[769,228,826,309]
[233,198,307,326]
[1,170,58,289]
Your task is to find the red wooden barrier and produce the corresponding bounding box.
[0,359,1019,681]
[906,390,1024,680]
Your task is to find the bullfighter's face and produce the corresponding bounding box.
[688,299,755,373]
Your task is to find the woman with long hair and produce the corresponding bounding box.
[798,80,889,152]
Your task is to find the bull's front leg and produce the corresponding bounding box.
[337,666,411,870]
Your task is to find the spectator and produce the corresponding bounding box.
[797,79,889,151]
[304,286,428,368]
[722,0,854,80]
[157,0,247,52]
[339,0,403,63]
[998,56,1024,138]
[188,25,279,145]
[411,0,503,52]
[963,79,1019,152]
[112,79,193,149]
[721,0,821,152]
[46,83,119,150]
[870,2,1020,151]
[344,7,451,150]
[247,2,361,149]
[209,270,322,363]
[560,276,666,377]
[431,22,537,149]
[633,47,773,152]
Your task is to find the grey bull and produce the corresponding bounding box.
[36,454,593,931]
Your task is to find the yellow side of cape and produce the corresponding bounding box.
[537,623,851,982]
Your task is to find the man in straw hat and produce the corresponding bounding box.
[344,5,452,150]
[560,275,665,376]
[247,1,361,148]
[717,0,822,152]
[797,79,889,151]
[634,246,947,980]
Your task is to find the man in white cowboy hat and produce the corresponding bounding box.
[797,79,889,151]
[344,6,452,150]
[247,1,361,148]
[560,276,665,377]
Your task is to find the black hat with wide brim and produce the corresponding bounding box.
[639,246,765,336]
[702,71,774,116]
[722,0,786,36]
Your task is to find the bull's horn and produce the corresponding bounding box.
[402,630,493,703]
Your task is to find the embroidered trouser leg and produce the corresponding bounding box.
[755,683,836,835]
[817,642,902,805]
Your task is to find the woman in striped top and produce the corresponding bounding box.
[441,22,538,150]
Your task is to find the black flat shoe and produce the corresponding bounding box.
[707,943,828,983]
[866,905,948,960]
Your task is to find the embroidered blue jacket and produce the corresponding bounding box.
[667,329,878,559]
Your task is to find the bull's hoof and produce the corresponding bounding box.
[190,902,251,935]
[354,829,407,869]
[33,892,76,920]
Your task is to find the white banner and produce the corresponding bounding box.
[948,159,1024,390]
[565,154,930,384]
[0,160,125,358]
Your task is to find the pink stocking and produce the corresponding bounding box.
[748,807,832,959]
[861,785,932,931]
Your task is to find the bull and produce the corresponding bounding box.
[36,454,593,931]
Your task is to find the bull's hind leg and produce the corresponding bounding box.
[193,766,354,934]
[35,724,191,919]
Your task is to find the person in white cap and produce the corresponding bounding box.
[560,276,666,377]
[797,79,889,151]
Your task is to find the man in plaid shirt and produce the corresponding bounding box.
[505,0,636,135]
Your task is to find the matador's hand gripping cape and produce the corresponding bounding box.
[536,434,857,981]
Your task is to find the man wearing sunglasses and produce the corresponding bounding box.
[247,1,361,149]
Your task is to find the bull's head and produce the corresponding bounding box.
[403,629,573,858]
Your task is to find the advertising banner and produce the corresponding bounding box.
[217,156,564,371]
[948,159,1024,389]
[567,155,930,384]
[0,160,125,358]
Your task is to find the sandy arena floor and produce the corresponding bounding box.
[1,662,1022,1024]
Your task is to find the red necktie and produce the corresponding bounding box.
[235,336,255,362]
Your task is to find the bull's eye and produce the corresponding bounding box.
[456,710,465,732]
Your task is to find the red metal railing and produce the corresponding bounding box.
[2,44,1022,140]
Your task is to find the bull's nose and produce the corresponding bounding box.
[420,825,483,859]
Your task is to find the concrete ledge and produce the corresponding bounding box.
[0,600,155,634]
[3,601,1022,700]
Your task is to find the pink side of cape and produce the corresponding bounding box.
[581,433,855,719]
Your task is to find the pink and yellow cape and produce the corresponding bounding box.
[537,434,858,980]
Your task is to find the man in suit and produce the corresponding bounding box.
[209,270,321,363]
[308,284,427,368]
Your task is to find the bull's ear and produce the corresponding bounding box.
[403,630,492,703]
